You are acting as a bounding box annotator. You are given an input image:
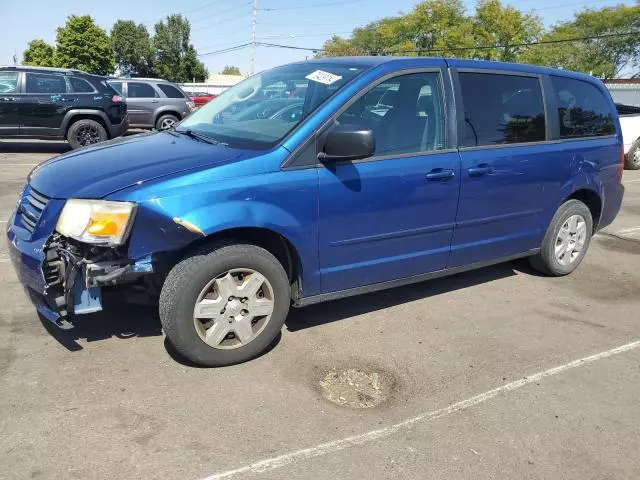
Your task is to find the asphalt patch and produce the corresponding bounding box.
[319,368,393,408]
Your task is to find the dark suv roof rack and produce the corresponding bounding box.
[0,65,88,75]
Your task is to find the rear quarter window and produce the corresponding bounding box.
[550,76,615,138]
[69,77,96,93]
[157,83,186,99]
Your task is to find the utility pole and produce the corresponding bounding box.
[250,0,258,76]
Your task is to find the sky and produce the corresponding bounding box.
[2,0,637,77]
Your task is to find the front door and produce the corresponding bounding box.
[318,70,461,293]
[448,70,552,268]
[0,71,21,136]
[19,72,69,137]
[125,82,160,127]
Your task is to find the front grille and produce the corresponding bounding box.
[19,187,50,233]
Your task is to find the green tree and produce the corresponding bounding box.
[322,0,476,57]
[111,20,155,77]
[54,15,115,75]
[473,0,542,62]
[523,4,640,78]
[220,65,241,75]
[153,14,208,82]
[22,39,56,67]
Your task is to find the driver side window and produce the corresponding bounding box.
[337,72,446,156]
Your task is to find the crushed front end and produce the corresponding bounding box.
[7,184,156,329]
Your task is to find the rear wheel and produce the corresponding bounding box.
[529,199,593,276]
[67,119,108,149]
[625,139,640,170]
[155,114,179,131]
[159,243,290,367]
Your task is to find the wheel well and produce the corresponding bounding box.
[567,189,602,231]
[66,114,109,138]
[186,227,303,295]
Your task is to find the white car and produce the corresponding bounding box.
[616,104,640,170]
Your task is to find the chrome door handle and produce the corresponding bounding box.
[426,168,455,181]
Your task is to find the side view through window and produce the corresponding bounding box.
[7,58,624,367]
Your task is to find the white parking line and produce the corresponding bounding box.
[199,340,640,480]
[0,163,38,166]
[624,178,640,184]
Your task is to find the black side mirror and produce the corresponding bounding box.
[318,123,375,162]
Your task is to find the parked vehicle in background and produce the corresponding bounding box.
[615,103,640,170]
[107,78,195,130]
[190,92,216,108]
[0,66,128,148]
[7,58,625,367]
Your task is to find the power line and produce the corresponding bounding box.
[255,30,640,54]
[384,31,640,54]
[256,42,324,52]
[531,0,608,11]
[198,43,252,57]
[259,0,365,11]
[190,1,253,24]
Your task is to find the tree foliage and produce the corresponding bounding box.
[321,0,639,77]
[54,15,115,75]
[111,20,155,77]
[153,15,208,83]
[22,39,56,67]
[220,65,241,75]
[522,4,640,79]
[473,0,542,62]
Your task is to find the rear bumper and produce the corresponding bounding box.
[599,182,625,231]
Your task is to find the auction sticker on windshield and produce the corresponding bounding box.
[306,70,343,85]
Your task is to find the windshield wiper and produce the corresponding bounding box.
[174,128,221,145]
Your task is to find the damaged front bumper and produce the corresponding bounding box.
[7,216,155,329]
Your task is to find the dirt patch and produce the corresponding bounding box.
[319,368,394,408]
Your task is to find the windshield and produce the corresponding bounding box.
[178,62,367,149]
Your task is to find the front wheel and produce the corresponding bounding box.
[529,199,593,276]
[159,243,290,366]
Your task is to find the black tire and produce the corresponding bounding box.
[529,199,593,276]
[159,243,290,367]
[66,119,108,149]
[625,139,640,170]
[155,114,179,131]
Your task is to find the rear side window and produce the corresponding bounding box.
[127,82,158,98]
[459,72,546,147]
[69,77,95,93]
[25,73,67,94]
[157,83,186,98]
[550,76,615,139]
[0,72,19,93]
[109,81,123,94]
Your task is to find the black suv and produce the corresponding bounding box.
[0,66,128,149]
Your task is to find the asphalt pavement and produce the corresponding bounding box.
[1,140,639,480]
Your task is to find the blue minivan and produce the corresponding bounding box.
[7,57,624,366]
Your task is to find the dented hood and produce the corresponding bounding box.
[29,131,255,199]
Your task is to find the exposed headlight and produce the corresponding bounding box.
[56,199,136,246]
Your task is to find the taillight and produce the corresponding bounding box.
[112,95,124,103]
